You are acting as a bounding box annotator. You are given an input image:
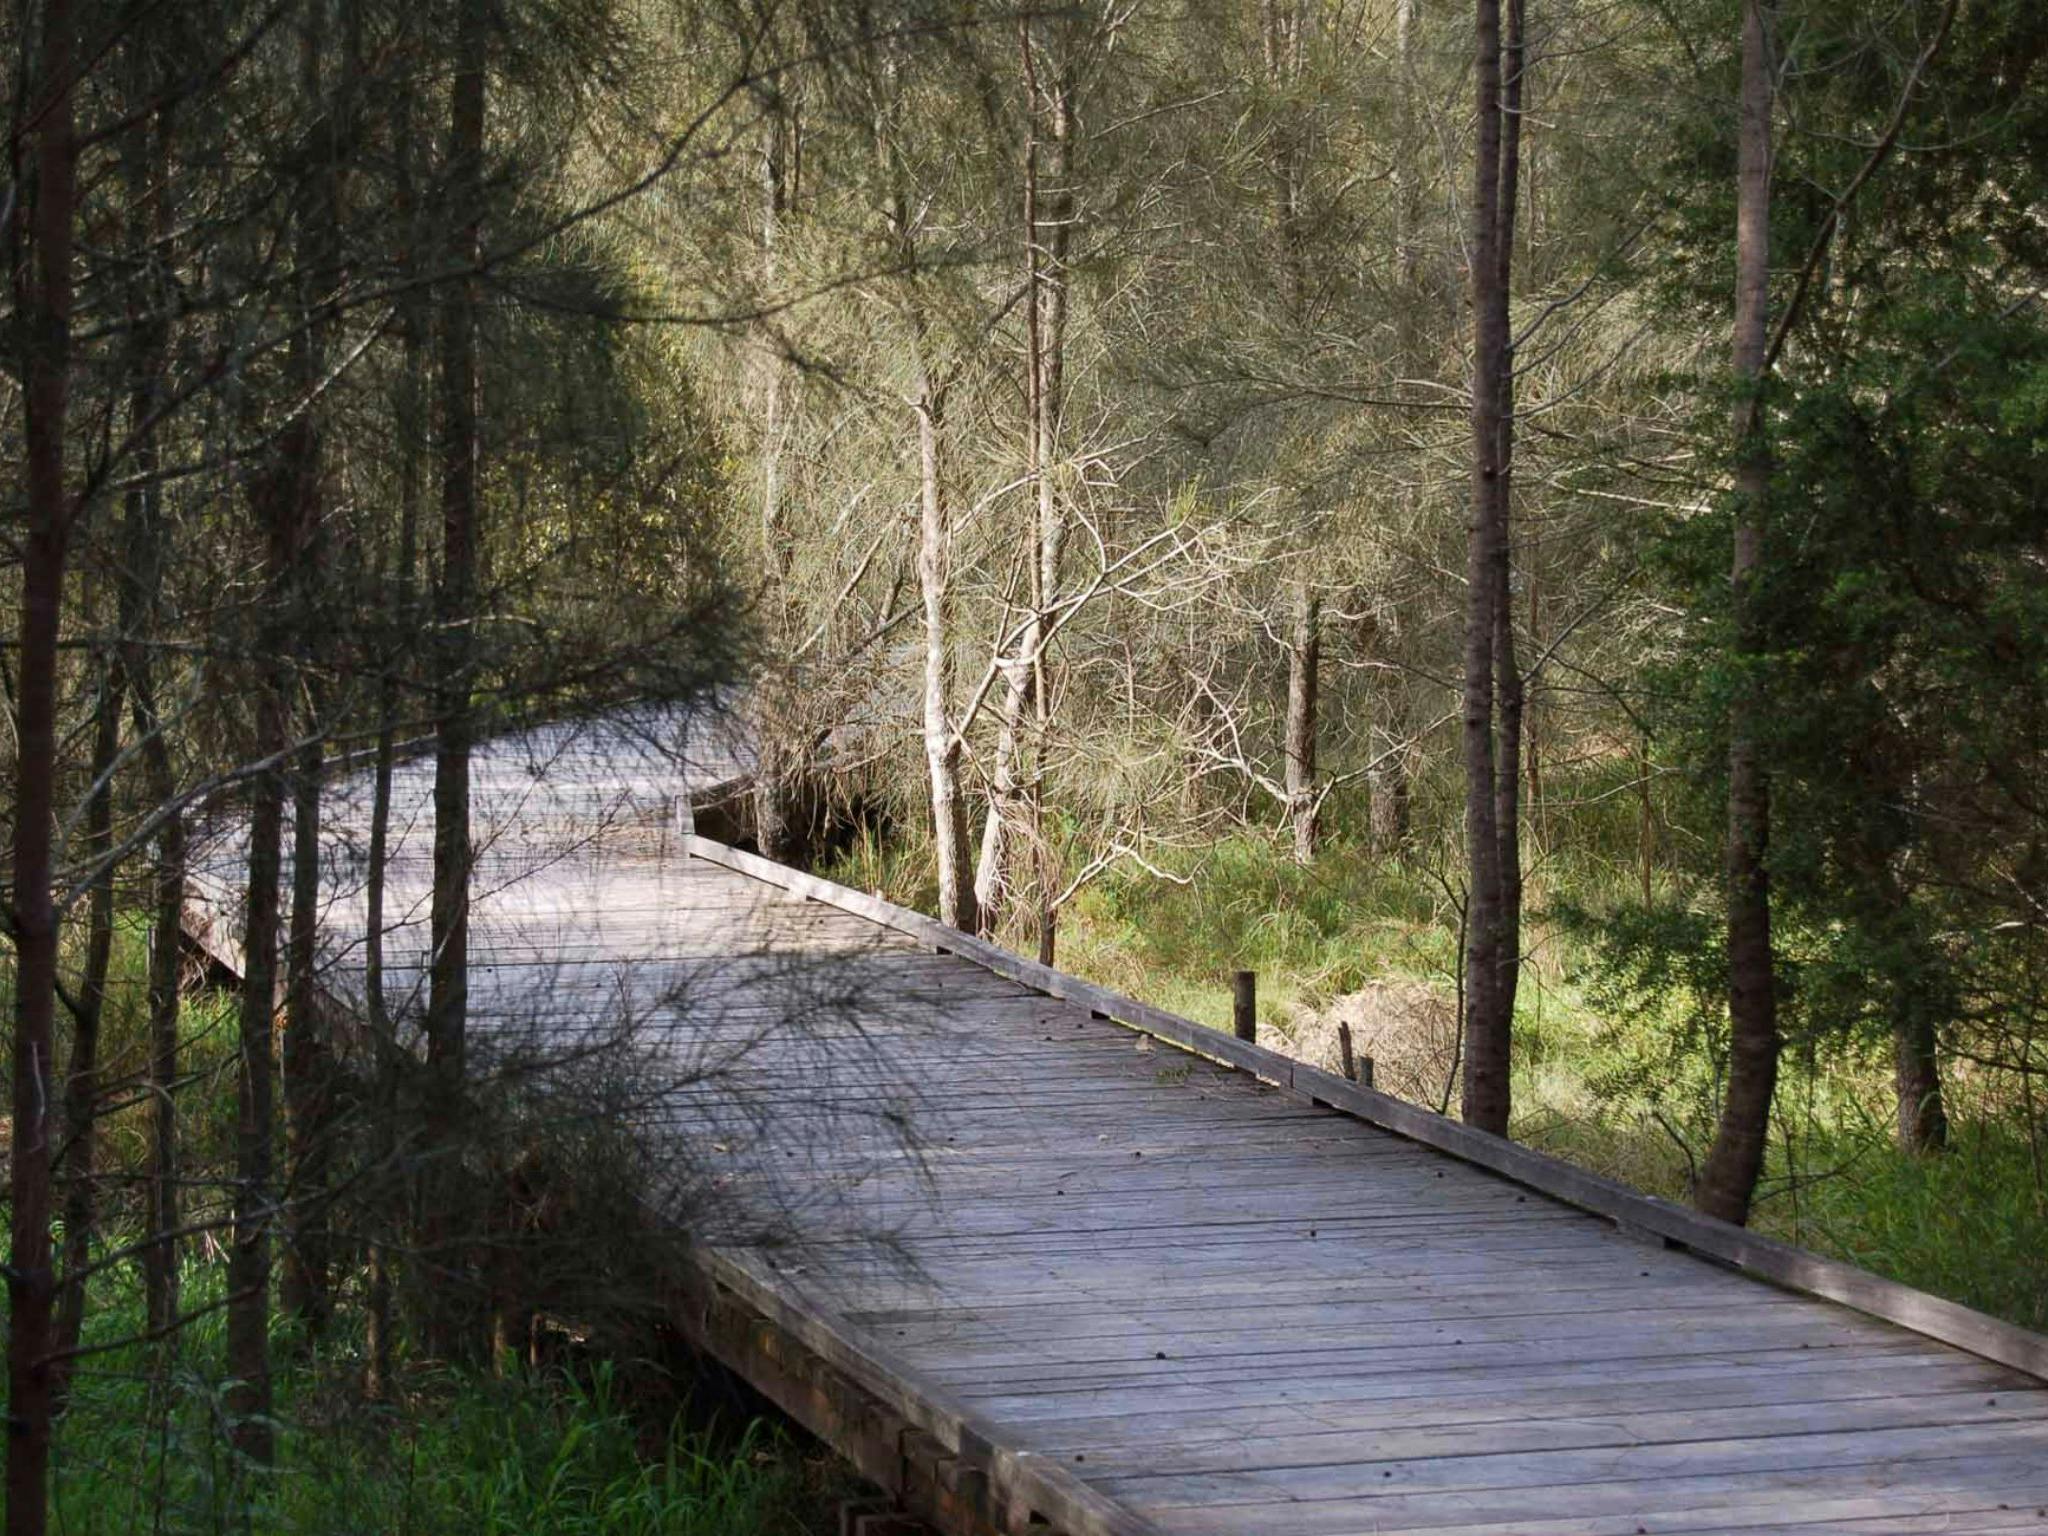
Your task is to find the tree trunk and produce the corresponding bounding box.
[1698,0,1780,1228]
[1370,759,1411,855]
[1030,49,1074,968]
[280,0,349,1341]
[1268,0,1319,873]
[1490,0,1527,1039]
[364,84,428,1398]
[228,666,286,1466]
[1284,584,1321,865]
[981,18,1074,953]
[424,0,488,1353]
[1893,1003,1948,1154]
[52,658,122,1404]
[430,0,487,1164]
[915,362,980,933]
[282,736,334,1333]
[8,3,77,1526]
[117,76,183,1344]
[137,697,185,1339]
[751,107,812,869]
[1460,0,1512,1137]
[1373,0,1422,866]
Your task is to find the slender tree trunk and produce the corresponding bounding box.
[1030,49,1074,968]
[1285,584,1321,865]
[8,4,77,1526]
[1371,0,1422,860]
[137,698,185,1338]
[1893,1003,1948,1154]
[51,658,122,1403]
[979,19,1074,953]
[282,734,333,1332]
[1370,760,1411,855]
[751,107,809,868]
[1461,0,1512,1136]
[1267,6,1320,870]
[364,94,427,1398]
[228,617,288,1466]
[118,82,183,1344]
[1394,0,1421,289]
[423,0,488,1353]
[914,360,980,932]
[975,669,1033,922]
[430,0,487,1174]
[280,0,349,1339]
[1699,0,1780,1228]
[1491,0,1527,1036]
[1524,564,1547,855]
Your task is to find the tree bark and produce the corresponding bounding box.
[115,72,183,1344]
[228,546,290,1463]
[1285,584,1321,865]
[367,71,424,1058]
[1460,0,1513,1137]
[429,0,487,1181]
[1370,760,1411,855]
[8,3,77,1525]
[364,82,427,1399]
[280,0,349,1341]
[421,0,488,1356]
[914,358,980,933]
[751,106,811,868]
[51,657,122,1404]
[1699,0,1780,1228]
[282,734,333,1333]
[1372,0,1421,863]
[1490,0,1527,1040]
[1893,1003,1948,1154]
[135,679,185,1339]
[979,19,1074,950]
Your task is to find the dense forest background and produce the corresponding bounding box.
[4,0,2047,1530]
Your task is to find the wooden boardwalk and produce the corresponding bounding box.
[187,716,2048,1536]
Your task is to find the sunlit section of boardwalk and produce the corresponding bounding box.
[186,715,2048,1536]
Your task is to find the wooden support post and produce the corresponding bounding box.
[1337,1022,1356,1082]
[1233,970,1256,1043]
[1360,1055,1375,1089]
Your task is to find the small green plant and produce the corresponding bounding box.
[47,1245,848,1536]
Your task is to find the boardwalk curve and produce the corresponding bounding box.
[184,717,2048,1536]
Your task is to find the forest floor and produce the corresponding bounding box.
[823,790,2048,1335]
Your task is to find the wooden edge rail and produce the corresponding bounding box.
[682,833,2048,1383]
[673,1246,1167,1536]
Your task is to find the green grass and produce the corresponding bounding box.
[51,1251,849,1536]
[8,916,850,1535]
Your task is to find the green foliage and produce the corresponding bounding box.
[1777,1118,2048,1333]
[50,1248,842,1536]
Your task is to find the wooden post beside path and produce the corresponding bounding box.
[1232,970,1256,1043]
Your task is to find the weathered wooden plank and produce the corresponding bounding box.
[949,1344,1998,1424]
[1003,1369,2038,1455]
[192,724,2048,1536]
[1096,1419,2048,1506]
[1122,1455,2048,1536]
[683,835,2048,1383]
[688,1248,1167,1536]
[1055,1387,2048,1480]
